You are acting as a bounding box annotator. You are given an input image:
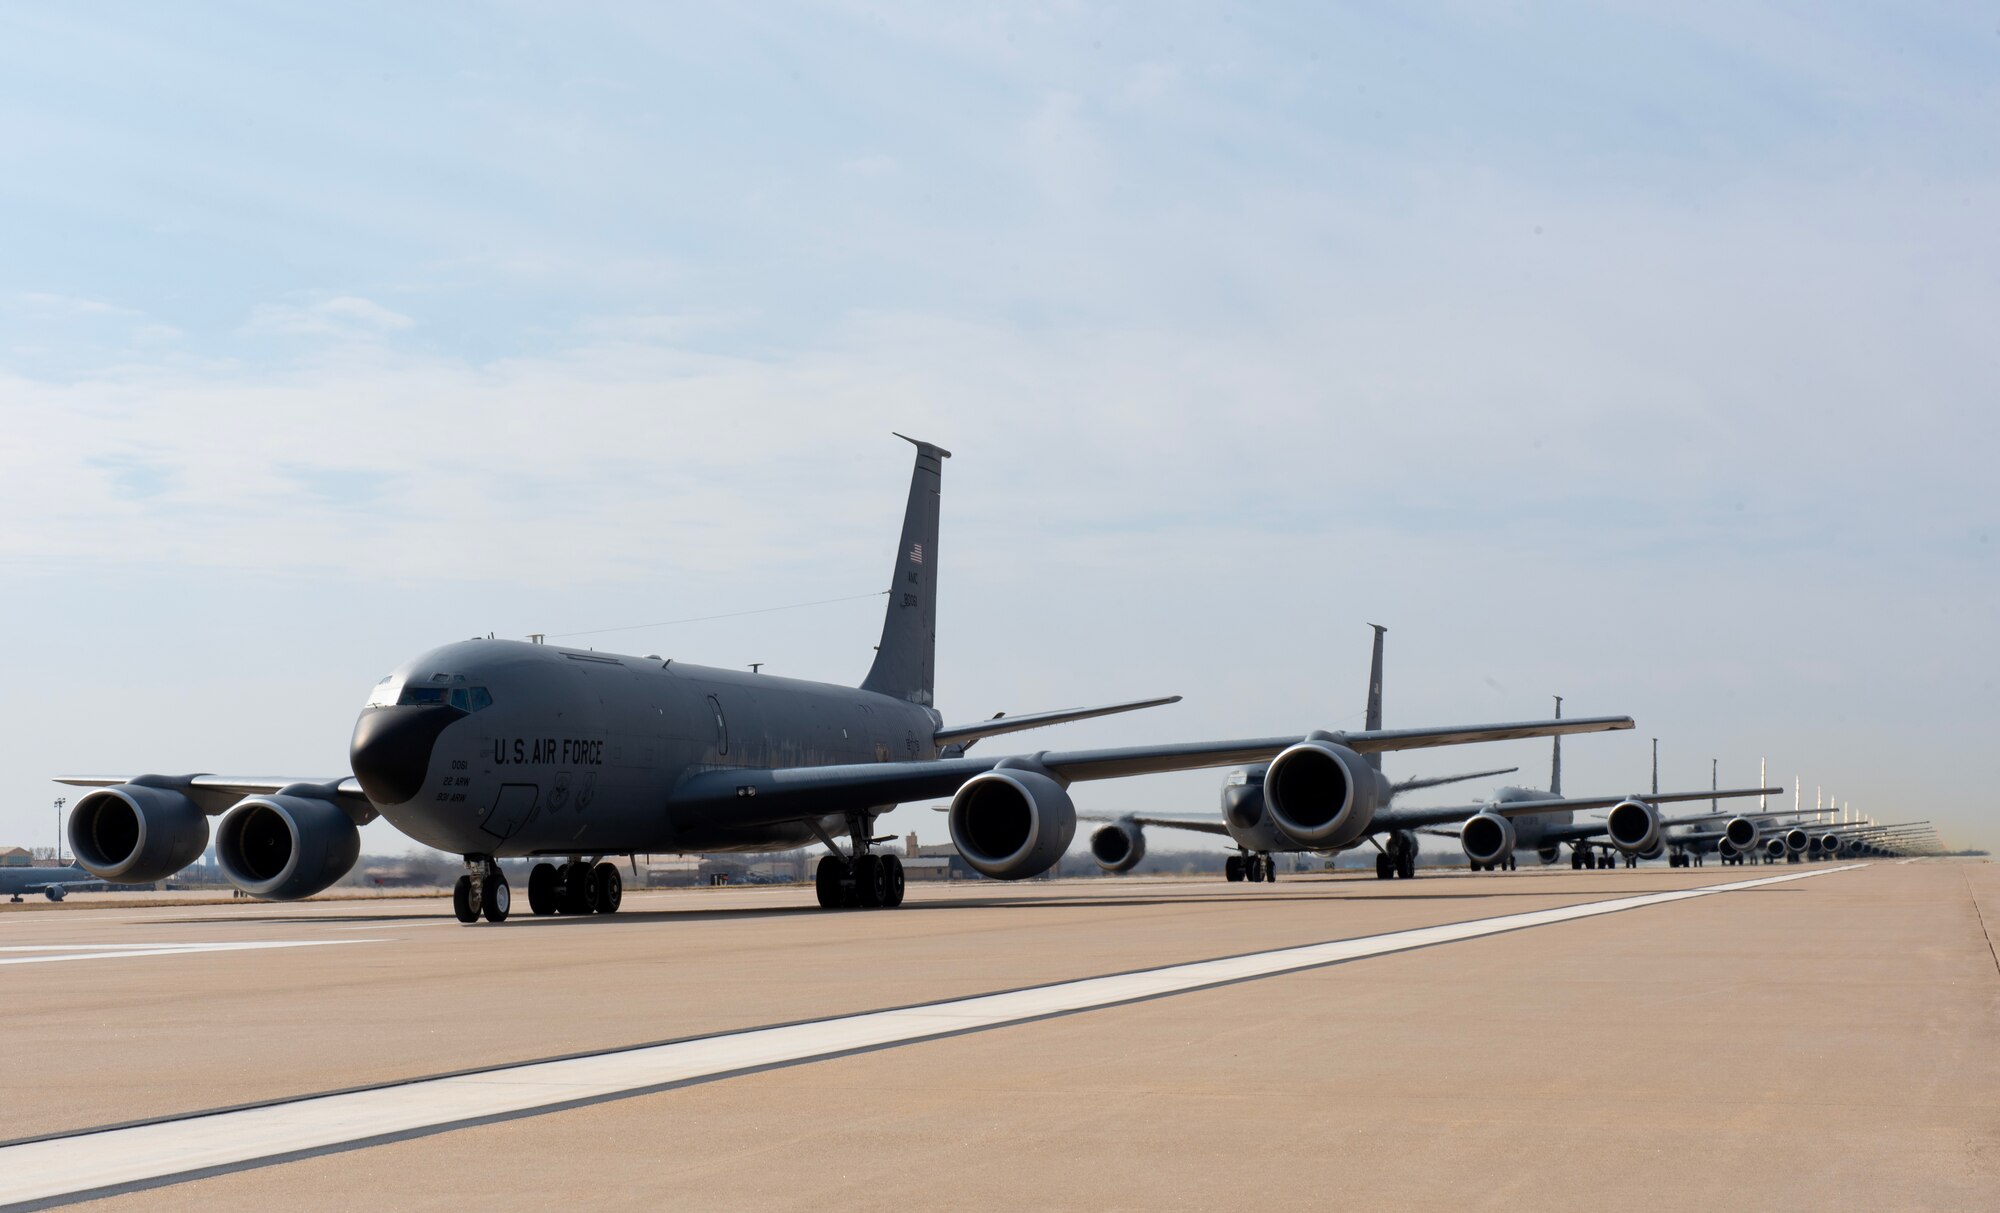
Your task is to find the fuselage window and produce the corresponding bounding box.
[707,695,729,756]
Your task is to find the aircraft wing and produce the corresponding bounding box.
[1461,786,1784,815]
[1370,797,1613,833]
[54,775,376,820]
[666,715,1631,827]
[1102,815,1235,838]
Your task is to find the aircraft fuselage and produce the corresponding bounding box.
[351,639,942,858]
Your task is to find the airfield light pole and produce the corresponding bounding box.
[53,797,65,865]
[1651,739,1659,797]
[1711,758,1718,816]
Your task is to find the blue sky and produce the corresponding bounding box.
[2,3,1995,853]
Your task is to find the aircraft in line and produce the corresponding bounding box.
[58,438,1632,923]
[0,863,101,903]
[1088,628,1774,880]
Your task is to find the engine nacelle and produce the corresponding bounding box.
[1262,740,1383,847]
[217,790,361,900]
[1604,799,1662,854]
[1783,827,1808,853]
[1088,820,1147,874]
[947,768,1077,881]
[67,781,210,884]
[1765,838,1786,859]
[1460,812,1516,867]
[1723,817,1760,850]
[1819,833,1841,854]
[1537,845,1562,865]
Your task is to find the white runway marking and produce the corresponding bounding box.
[0,940,375,968]
[0,864,1862,1209]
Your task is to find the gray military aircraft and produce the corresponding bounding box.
[0,863,100,902]
[1088,628,1520,884]
[58,437,1631,924]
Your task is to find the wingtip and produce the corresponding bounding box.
[892,432,953,459]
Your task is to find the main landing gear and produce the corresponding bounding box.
[1226,852,1276,882]
[523,859,623,917]
[1373,852,1417,879]
[812,817,907,909]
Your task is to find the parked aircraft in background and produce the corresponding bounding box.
[58,439,1630,923]
[0,864,102,903]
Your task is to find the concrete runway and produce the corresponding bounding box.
[2,861,1994,1211]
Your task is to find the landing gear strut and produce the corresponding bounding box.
[1228,851,1274,882]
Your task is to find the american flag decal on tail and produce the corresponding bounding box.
[909,543,924,564]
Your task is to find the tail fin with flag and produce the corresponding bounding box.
[861,434,950,706]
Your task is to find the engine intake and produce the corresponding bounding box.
[947,768,1077,881]
[67,782,210,884]
[1605,799,1662,854]
[1765,838,1786,859]
[1783,827,1808,853]
[1088,820,1146,874]
[217,790,361,900]
[1262,741,1382,847]
[1819,833,1841,854]
[1460,812,1516,866]
[1723,817,1759,849]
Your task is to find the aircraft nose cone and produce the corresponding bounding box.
[350,705,463,806]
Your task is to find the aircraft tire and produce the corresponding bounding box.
[1507,856,1517,871]
[855,854,886,908]
[527,863,558,916]
[814,856,844,908]
[453,875,479,923]
[594,863,622,914]
[560,864,594,914]
[1398,853,1416,879]
[1375,854,1391,879]
[882,855,906,907]
[482,878,510,923]
[1225,856,1243,882]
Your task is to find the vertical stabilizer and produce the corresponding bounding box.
[1363,624,1386,771]
[861,434,951,705]
[1549,695,1563,795]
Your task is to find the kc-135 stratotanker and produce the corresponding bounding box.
[58,437,1631,923]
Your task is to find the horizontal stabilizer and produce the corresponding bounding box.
[1392,767,1517,795]
[933,696,1181,746]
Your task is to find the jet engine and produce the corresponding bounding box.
[1460,812,1516,867]
[1819,833,1841,854]
[1604,799,1662,854]
[1782,827,1808,853]
[1262,740,1384,848]
[1764,838,1786,860]
[947,768,1077,881]
[1723,817,1760,850]
[66,781,210,884]
[1088,820,1147,874]
[216,789,361,900]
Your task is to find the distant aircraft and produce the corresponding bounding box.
[0,864,100,902]
[58,438,1632,923]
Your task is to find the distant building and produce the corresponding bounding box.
[901,833,977,879]
[0,846,32,868]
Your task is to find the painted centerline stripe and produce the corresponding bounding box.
[0,864,1862,1210]
[0,941,375,968]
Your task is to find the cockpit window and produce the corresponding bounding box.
[398,686,450,706]
[449,687,495,712]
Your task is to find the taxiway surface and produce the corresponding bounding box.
[3,861,1994,1210]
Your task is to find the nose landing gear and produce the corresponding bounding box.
[453,856,509,924]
